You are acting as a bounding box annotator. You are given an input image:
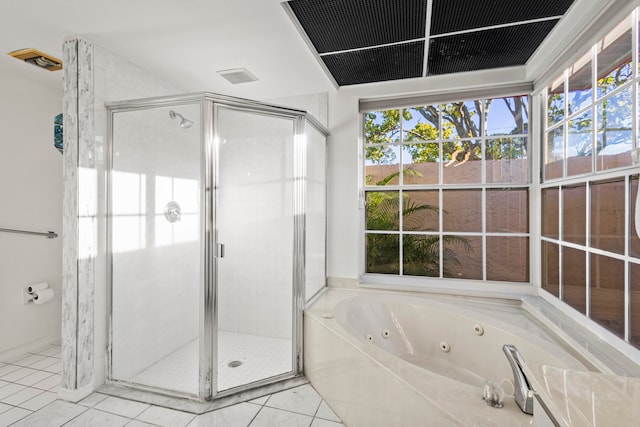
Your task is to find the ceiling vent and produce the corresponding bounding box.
[8,48,62,71]
[217,68,259,84]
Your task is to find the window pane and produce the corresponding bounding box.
[631,262,640,348]
[364,110,401,144]
[548,76,565,126]
[403,234,440,277]
[403,106,439,141]
[562,246,586,314]
[486,189,528,233]
[365,144,400,186]
[591,179,625,254]
[541,241,559,296]
[568,51,593,115]
[443,140,482,184]
[545,126,564,180]
[366,191,399,231]
[487,237,528,282]
[567,109,593,176]
[403,190,439,231]
[441,101,481,139]
[402,143,439,185]
[596,86,633,171]
[366,234,399,274]
[596,17,632,98]
[485,138,528,183]
[485,96,528,136]
[542,187,559,239]
[563,185,586,245]
[590,254,624,338]
[443,190,482,232]
[443,235,482,280]
[632,176,640,258]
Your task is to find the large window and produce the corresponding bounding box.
[363,95,530,282]
[542,10,640,348]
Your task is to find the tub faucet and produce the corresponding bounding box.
[502,344,534,415]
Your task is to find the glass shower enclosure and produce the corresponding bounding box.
[106,93,327,400]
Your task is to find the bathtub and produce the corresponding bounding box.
[304,289,606,427]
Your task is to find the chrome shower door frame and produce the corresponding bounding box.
[208,96,306,399]
[106,92,311,401]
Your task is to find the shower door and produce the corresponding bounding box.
[214,105,299,393]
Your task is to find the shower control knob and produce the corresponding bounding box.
[164,201,182,223]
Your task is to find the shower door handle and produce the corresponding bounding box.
[217,243,225,258]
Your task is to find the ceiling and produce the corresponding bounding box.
[0,0,621,100]
[0,0,332,100]
[286,0,576,86]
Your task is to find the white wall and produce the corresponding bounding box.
[326,92,361,281]
[0,68,62,356]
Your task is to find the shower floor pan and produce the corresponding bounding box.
[132,331,292,394]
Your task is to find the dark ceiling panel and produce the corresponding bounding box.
[288,0,428,53]
[430,0,574,35]
[428,20,559,75]
[321,41,424,85]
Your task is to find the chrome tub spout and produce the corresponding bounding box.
[502,344,534,415]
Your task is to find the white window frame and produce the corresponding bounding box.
[536,7,640,355]
[359,92,534,291]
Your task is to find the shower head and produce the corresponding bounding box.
[169,110,194,129]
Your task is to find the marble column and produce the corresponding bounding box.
[60,37,95,402]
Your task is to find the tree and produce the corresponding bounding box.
[364,96,528,278]
[365,97,528,168]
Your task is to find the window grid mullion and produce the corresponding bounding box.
[625,174,632,341]
[592,44,598,176]
[439,188,443,278]
[559,185,564,301]
[585,182,592,318]
[482,187,487,281]
[563,69,569,180]
[399,109,404,276]
[481,101,487,281]
[439,106,444,278]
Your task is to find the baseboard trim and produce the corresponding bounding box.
[0,334,61,363]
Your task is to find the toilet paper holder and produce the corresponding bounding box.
[23,282,52,305]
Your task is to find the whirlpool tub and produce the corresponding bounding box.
[304,289,610,427]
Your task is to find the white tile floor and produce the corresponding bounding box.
[0,344,344,427]
[132,331,292,394]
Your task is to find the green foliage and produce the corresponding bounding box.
[365,171,471,276]
[364,110,407,164]
[365,98,527,166]
[548,92,564,125]
[597,63,632,97]
[486,137,526,160]
[363,97,528,277]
